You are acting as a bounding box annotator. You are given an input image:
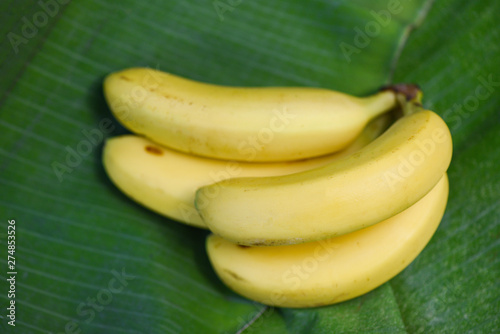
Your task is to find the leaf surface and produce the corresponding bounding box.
[0,0,498,333]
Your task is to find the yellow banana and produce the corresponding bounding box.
[196,109,452,245]
[102,115,393,228]
[103,67,398,162]
[206,174,448,308]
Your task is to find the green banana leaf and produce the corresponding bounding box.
[1,0,498,333]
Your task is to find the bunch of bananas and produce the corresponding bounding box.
[102,68,452,308]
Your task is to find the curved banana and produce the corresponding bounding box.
[196,109,452,245]
[102,115,393,228]
[206,174,449,308]
[103,67,398,162]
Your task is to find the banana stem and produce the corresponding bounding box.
[380,84,424,118]
[397,93,425,116]
[362,90,402,120]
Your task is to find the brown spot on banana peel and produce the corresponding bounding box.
[161,93,185,104]
[223,269,246,281]
[243,240,292,247]
[144,145,163,155]
[119,75,132,82]
[238,237,319,247]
